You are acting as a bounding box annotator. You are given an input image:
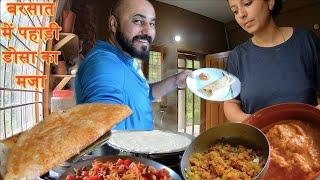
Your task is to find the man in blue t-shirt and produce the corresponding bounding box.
[75,0,190,130]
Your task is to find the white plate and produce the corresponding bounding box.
[186,68,241,101]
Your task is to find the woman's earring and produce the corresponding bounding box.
[269,4,273,10]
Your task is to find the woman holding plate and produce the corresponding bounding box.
[224,0,320,122]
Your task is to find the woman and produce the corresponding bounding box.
[224,0,320,122]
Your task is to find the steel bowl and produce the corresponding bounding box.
[59,155,182,180]
[180,123,270,180]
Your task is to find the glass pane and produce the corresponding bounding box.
[21,103,26,130]
[0,59,4,88]
[26,104,33,129]
[5,109,12,137]
[32,16,40,26]
[194,96,201,125]
[15,35,25,51]
[0,31,9,48]
[21,90,25,105]
[0,110,4,139]
[42,41,47,51]
[32,104,36,127]
[11,107,20,135]
[194,61,200,69]
[0,90,3,108]
[186,60,193,68]
[17,106,22,132]
[4,90,11,108]
[12,60,21,89]
[177,89,185,130]
[186,88,193,126]
[178,59,185,68]
[0,2,14,23]
[11,90,21,106]
[5,62,13,89]
[148,51,161,83]
[26,92,35,104]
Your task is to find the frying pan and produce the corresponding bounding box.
[106,130,195,155]
[59,155,182,180]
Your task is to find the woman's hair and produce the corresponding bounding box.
[227,0,282,17]
[270,0,282,17]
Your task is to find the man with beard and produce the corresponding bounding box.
[75,0,191,130]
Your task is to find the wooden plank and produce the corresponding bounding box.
[210,103,215,128]
[52,75,76,78]
[192,92,195,135]
[205,51,230,59]
[44,0,60,118]
[35,16,48,124]
[53,33,77,51]
[218,103,224,125]
[54,77,73,90]
[203,51,231,128]
[205,101,211,131]
[200,98,206,133]
[211,103,219,128]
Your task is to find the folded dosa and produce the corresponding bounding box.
[202,74,233,96]
[1,133,21,150]
[0,133,21,178]
[4,103,131,180]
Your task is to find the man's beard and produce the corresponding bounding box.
[116,31,152,61]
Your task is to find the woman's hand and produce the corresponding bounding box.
[224,99,251,123]
[243,113,252,121]
[316,104,320,110]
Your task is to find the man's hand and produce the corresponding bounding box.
[151,70,192,99]
[175,70,192,88]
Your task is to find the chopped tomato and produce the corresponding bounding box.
[86,175,102,180]
[123,159,132,167]
[117,164,126,174]
[115,158,124,165]
[66,175,76,180]
[81,170,89,177]
[69,158,173,180]
[157,169,169,178]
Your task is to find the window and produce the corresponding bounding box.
[0,0,52,140]
[148,51,162,83]
[135,50,162,83]
[177,52,201,136]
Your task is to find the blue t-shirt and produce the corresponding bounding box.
[75,40,154,130]
[227,28,320,114]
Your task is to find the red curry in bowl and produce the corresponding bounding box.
[244,103,320,180]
